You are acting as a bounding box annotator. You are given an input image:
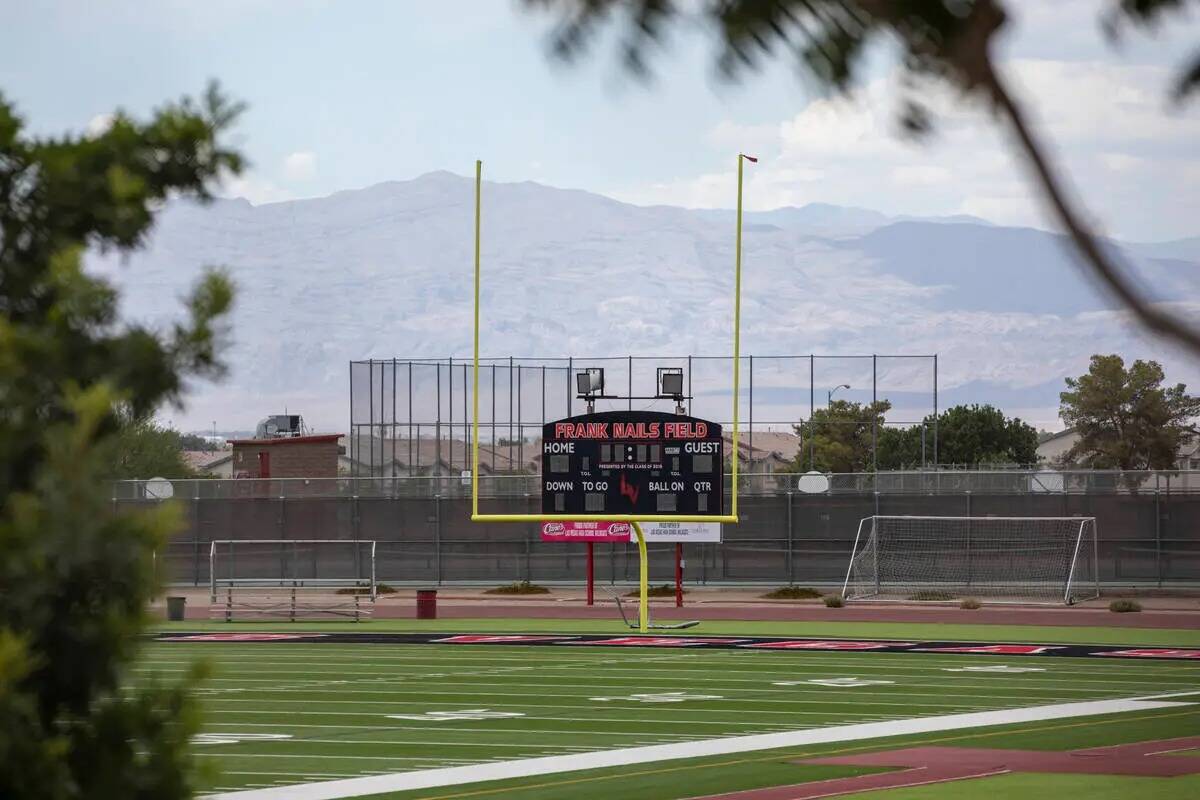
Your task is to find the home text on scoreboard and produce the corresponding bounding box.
[542,410,724,516]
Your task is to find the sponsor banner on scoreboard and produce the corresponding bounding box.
[540,521,632,542]
[639,521,723,542]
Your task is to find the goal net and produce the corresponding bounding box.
[209,539,377,621]
[841,516,1099,606]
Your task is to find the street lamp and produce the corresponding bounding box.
[828,384,850,406]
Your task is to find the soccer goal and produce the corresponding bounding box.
[841,516,1099,606]
[209,539,377,621]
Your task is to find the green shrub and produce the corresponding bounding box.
[485,580,550,595]
[823,594,845,608]
[959,597,982,609]
[336,583,397,595]
[625,584,687,597]
[762,586,822,599]
[908,590,956,601]
[1109,598,1142,613]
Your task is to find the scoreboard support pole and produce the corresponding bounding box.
[586,542,594,606]
[675,543,683,608]
[632,521,649,632]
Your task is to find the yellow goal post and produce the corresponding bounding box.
[469,156,754,630]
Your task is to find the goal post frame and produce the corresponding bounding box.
[468,157,755,631]
[842,516,1100,606]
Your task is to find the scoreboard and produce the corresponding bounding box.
[542,410,724,516]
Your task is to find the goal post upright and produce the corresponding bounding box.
[469,157,751,631]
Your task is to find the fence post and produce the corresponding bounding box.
[786,490,795,584]
[1155,488,1162,588]
[278,489,286,582]
[192,494,201,587]
[525,492,533,581]
[434,494,442,586]
[965,490,973,588]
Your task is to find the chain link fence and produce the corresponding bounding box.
[120,471,1200,589]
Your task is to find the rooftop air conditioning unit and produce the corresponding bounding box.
[255,414,303,439]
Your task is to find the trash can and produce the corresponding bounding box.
[166,596,186,622]
[416,588,437,619]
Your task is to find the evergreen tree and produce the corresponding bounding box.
[0,84,242,799]
[1059,355,1200,470]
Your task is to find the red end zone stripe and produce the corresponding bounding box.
[433,635,574,644]
[740,640,914,650]
[914,645,1066,655]
[568,637,747,647]
[1099,648,1200,659]
[157,633,319,642]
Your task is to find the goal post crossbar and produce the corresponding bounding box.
[466,157,755,632]
[841,516,1099,606]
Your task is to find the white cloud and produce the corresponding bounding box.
[283,151,317,181]
[85,113,114,137]
[615,55,1199,239]
[890,165,953,186]
[221,172,293,205]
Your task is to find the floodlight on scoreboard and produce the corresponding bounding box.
[576,367,605,397]
[657,367,685,398]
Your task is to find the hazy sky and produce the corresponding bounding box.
[2,0,1197,241]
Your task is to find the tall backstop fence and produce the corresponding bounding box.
[121,471,1200,589]
[348,355,940,476]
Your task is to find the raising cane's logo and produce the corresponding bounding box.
[608,523,631,535]
[543,522,565,534]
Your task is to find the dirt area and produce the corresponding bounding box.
[157,585,1200,628]
[693,737,1200,799]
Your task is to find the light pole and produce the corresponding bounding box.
[809,384,851,470]
[828,384,850,406]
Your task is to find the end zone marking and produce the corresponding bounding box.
[200,694,1194,800]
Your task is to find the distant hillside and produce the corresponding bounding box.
[86,171,1200,431]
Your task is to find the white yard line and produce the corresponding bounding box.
[193,679,1171,704]
[198,722,707,738]
[142,663,1200,688]
[202,709,858,726]
[144,650,1200,674]
[201,693,1194,800]
[197,696,992,711]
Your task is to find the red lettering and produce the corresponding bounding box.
[1100,649,1200,659]
[434,635,571,644]
[569,637,743,647]
[555,422,610,438]
[619,472,639,505]
[741,640,914,650]
[664,422,710,438]
[916,645,1064,655]
[159,633,314,642]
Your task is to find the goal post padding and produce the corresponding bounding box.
[209,539,377,620]
[841,516,1099,606]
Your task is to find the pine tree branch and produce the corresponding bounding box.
[982,63,1200,358]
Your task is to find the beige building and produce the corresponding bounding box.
[181,450,233,477]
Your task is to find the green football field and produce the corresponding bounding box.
[139,624,1200,799]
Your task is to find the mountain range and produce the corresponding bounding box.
[84,171,1200,433]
